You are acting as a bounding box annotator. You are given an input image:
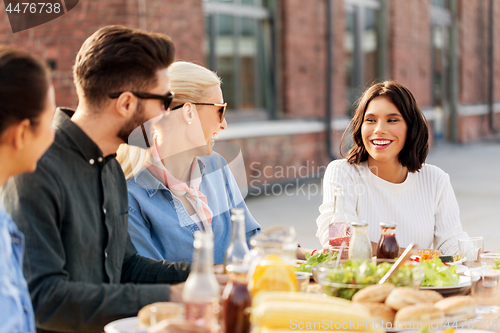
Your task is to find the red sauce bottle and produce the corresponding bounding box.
[376,222,399,259]
[222,264,251,333]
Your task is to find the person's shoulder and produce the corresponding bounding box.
[417,163,449,179]
[326,158,364,175]
[413,163,450,188]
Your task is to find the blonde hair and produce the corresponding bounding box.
[117,61,222,180]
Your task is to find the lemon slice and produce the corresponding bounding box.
[250,255,298,297]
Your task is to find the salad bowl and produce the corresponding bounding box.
[313,259,423,300]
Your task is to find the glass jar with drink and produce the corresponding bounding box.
[329,187,350,259]
[247,226,298,297]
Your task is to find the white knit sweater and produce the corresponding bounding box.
[316,159,469,255]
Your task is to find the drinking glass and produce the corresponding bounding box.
[329,246,349,260]
[459,237,484,268]
[470,253,500,314]
[294,271,310,292]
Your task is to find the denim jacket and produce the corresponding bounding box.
[127,153,261,264]
[0,206,35,333]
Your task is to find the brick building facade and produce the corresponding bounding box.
[0,0,498,193]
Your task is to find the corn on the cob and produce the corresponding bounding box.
[251,299,382,332]
[252,291,352,308]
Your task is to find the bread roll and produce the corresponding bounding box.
[434,296,476,321]
[358,302,396,324]
[352,284,395,303]
[394,304,445,329]
[419,290,444,303]
[138,302,184,326]
[385,288,433,310]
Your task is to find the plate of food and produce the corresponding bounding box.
[104,317,146,333]
[415,257,469,295]
[352,285,479,333]
[420,275,471,295]
[104,302,184,333]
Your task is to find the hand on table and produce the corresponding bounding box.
[169,282,184,303]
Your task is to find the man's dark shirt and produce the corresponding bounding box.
[0,108,190,333]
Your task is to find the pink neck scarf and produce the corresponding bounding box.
[145,140,213,232]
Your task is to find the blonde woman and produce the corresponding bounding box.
[117,61,261,264]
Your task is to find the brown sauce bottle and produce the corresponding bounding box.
[376,222,399,259]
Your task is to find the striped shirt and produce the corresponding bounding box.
[316,159,469,255]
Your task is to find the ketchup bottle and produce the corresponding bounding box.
[376,222,399,259]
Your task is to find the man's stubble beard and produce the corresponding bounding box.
[117,101,147,144]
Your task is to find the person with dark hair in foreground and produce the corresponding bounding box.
[0,45,55,333]
[316,80,469,255]
[0,26,192,333]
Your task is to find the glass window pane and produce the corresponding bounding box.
[344,9,356,114]
[216,15,235,110]
[240,17,258,110]
[363,7,379,86]
[432,25,449,106]
[431,0,448,8]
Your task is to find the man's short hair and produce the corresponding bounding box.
[73,25,175,109]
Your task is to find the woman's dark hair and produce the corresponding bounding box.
[341,80,429,172]
[0,45,50,135]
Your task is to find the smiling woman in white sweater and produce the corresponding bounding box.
[316,81,469,255]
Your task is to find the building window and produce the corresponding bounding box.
[344,0,384,115]
[204,0,275,121]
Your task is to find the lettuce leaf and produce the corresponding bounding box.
[420,257,459,287]
[296,251,333,273]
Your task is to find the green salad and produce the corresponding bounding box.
[420,257,459,287]
[494,258,500,270]
[323,260,418,300]
[296,251,335,273]
[322,257,460,300]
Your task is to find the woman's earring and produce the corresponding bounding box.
[188,121,192,125]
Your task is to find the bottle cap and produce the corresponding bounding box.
[380,222,397,228]
[351,221,368,227]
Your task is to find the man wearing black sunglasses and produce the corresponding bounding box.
[0,26,193,333]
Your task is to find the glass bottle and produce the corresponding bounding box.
[348,221,372,260]
[329,187,351,249]
[247,226,298,297]
[224,208,250,270]
[222,264,251,333]
[377,222,399,259]
[183,231,220,333]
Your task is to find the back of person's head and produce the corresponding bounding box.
[343,80,429,172]
[73,25,175,110]
[0,45,50,137]
[168,61,221,107]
